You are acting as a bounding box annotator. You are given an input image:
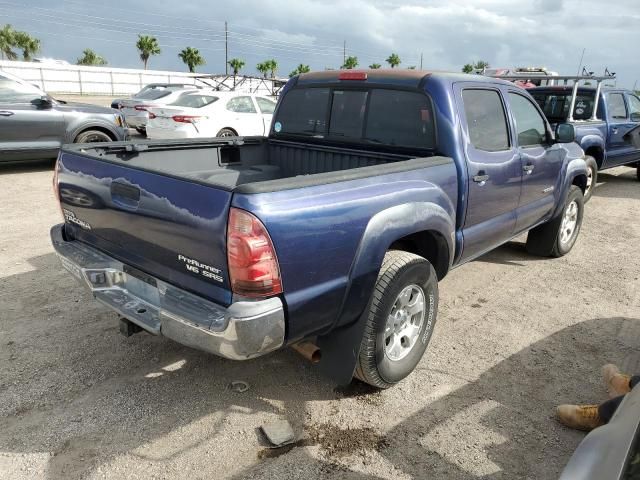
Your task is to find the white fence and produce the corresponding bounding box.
[0,60,284,96]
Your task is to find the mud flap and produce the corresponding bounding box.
[315,310,370,385]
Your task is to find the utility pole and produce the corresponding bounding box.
[420,52,423,70]
[225,21,228,75]
[343,40,346,66]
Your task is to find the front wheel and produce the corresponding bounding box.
[216,128,237,138]
[74,130,113,143]
[526,185,584,257]
[355,250,438,389]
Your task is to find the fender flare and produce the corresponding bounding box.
[316,201,455,384]
[580,136,605,164]
[66,120,120,143]
[551,157,588,219]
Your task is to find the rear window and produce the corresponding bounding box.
[170,94,218,108]
[532,92,598,121]
[274,87,436,149]
[136,89,172,101]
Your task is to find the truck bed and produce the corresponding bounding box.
[69,137,429,192]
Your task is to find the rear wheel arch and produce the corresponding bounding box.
[584,146,604,169]
[389,229,450,280]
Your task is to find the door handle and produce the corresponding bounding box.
[523,164,535,175]
[472,173,489,185]
[612,128,618,134]
[0,111,14,117]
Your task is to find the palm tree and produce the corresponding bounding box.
[386,53,401,68]
[76,48,107,66]
[136,35,161,70]
[13,31,40,61]
[0,24,17,60]
[227,58,245,75]
[289,63,310,78]
[178,47,205,73]
[256,61,269,78]
[266,59,278,78]
[342,55,358,69]
[462,63,474,73]
[369,63,381,69]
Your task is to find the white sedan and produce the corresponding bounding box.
[145,91,276,139]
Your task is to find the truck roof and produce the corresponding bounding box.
[295,69,514,89]
[528,85,623,93]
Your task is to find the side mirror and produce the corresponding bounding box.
[34,95,53,109]
[555,123,576,143]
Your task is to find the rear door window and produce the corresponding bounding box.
[462,89,510,152]
[256,97,276,114]
[226,96,257,113]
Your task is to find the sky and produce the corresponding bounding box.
[1,0,639,88]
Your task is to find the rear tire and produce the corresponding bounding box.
[74,129,113,143]
[135,127,147,136]
[355,250,438,389]
[216,128,237,138]
[583,156,598,202]
[526,185,584,257]
[636,164,640,182]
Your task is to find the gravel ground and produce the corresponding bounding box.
[0,160,639,480]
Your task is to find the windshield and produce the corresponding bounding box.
[170,94,218,108]
[531,91,599,122]
[274,87,436,150]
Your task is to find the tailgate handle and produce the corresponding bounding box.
[111,182,140,208]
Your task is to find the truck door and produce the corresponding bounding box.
[507,91,564,231]
[603,92,637,167]
[624,93,640,162]
[456,85,522,262]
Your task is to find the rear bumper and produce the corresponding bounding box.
[145,125,194,139]
[50,224,285,360]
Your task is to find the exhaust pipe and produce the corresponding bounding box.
[291,341,321,364]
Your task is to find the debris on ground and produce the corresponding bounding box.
[261,420,296,447]
[230,380,249,393]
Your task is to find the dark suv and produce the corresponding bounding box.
[0,70,127,161]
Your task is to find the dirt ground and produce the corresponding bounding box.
[0,159,639,480]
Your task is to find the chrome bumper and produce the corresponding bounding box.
[50,225,285,360]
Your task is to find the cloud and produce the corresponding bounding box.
[6,0,639,87]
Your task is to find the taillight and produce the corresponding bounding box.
[134,105,151,111]
[148,112,156,119]
[172,115,201,123]
[52,158,64,220]
[227,207,282,298]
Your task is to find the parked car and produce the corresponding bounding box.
[118,84,199,134]
[529,85,640,200]
[560,385,640,479]
[145,91,276,139]
[50,70,588,388]
[110,83,200,110]
[0,70,127,162]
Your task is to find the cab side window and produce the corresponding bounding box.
[627,95,640,122]
[462,89,510,152]
[226,96,257,114]
[508,93,547,147]
[607,93,628,120]
[0,76,43,104]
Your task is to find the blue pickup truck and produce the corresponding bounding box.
[529,85,640,201]
[51,70,588,388]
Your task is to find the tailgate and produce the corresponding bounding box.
[57,150,233,306]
